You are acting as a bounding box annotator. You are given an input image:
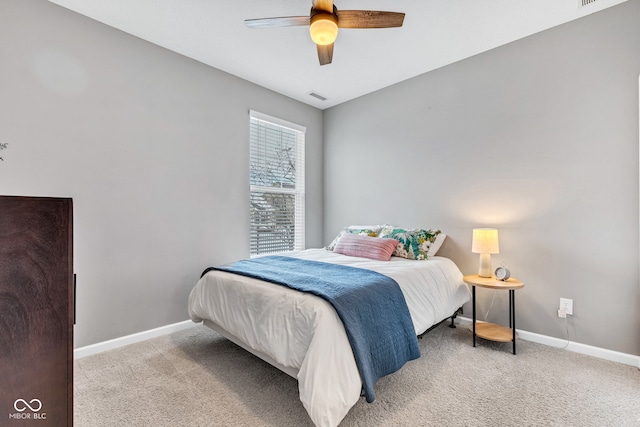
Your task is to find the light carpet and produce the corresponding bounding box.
[74,323,640,426]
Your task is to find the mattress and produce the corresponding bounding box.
[188,248,470,427]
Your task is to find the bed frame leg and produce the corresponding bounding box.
[449,307,463,328]
[417,307,463,338]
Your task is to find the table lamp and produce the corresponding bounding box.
[472,228,499,278]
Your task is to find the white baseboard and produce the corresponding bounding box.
[74,320,198,359]
[75,317,640,370]
[456,316,640,369]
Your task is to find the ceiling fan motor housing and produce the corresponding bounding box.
[309,6,339,45]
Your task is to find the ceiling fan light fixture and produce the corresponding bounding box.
[309,13,338,45]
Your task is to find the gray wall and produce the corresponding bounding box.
[324,1,640,355]
[1,0,638,357]
[0,0,323,347]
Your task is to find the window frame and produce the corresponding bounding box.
[249,110,306,257]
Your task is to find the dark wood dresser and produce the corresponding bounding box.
[0,196,73,426]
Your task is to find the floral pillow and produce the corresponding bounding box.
[379,226,442,260]
[326,225,383,251]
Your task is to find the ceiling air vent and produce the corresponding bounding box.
[579,0,599,6]
[308,91,327,102]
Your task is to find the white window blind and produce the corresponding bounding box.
[249,111,305,256]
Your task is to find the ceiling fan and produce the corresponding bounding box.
[245,0,405,66]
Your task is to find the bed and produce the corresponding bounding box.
[188,245,470,427]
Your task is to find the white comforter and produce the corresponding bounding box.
[187,249,470,427]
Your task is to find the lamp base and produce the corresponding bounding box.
[478,253,493,278]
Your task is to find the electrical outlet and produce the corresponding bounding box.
[559,298,573,316]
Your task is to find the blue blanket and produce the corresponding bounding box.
[202,255,420,402]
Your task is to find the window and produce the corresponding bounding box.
[249,111,305,256]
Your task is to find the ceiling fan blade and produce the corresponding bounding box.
[245,16,310,28]
[336,10,405,28]
[317,43,334,66]
[313,0,334,13]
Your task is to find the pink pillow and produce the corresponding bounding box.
[333,233,399,261]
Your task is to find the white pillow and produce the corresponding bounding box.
[427,233,446,257]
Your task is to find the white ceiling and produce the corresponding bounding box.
[48,0,627,110]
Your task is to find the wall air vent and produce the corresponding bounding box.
[579,0,599,6]
[308,91,327,102]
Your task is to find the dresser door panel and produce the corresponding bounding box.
[0,196,73,426]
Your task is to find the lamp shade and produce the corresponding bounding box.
[309,13,338,45]
[472,228,499,254]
